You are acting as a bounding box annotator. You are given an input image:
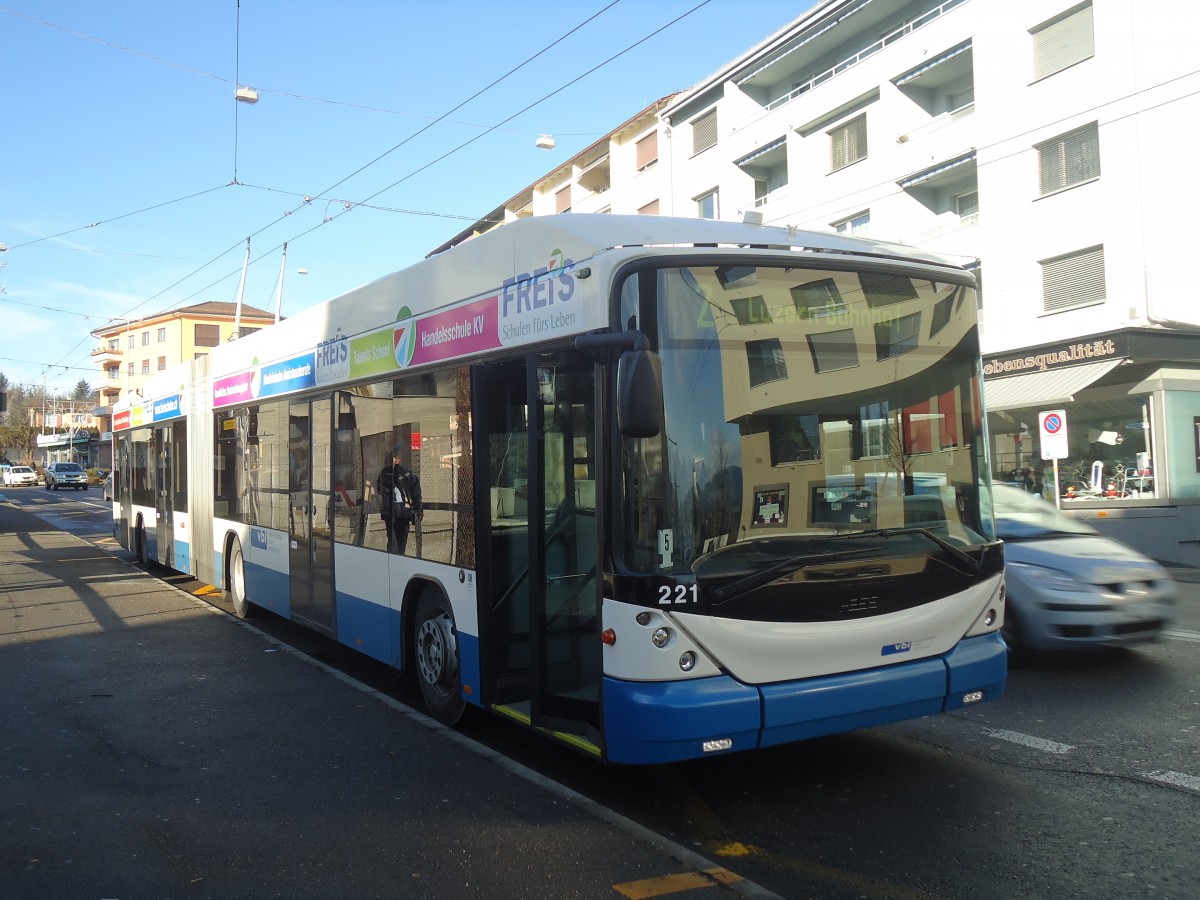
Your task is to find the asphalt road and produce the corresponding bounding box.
[5,486,1199,899]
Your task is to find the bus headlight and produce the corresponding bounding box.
[651,627,671,648]
[679,651,696,671]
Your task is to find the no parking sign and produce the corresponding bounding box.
[1039,409,1069,460]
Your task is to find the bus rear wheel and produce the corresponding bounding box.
[414,589,465,725]
[227,540,256,619]
[134,522,148,566]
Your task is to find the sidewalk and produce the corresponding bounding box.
[0,502,772,900]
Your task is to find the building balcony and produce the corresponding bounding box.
[91,346,123,365]
[903,211,979,245]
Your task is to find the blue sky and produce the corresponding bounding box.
[0,0,810,394]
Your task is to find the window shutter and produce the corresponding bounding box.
[692,109,718,155]
[1042,245,1105,312]
[1031,2,1094,81]
[635,132,658,170]
[830,115,867,170]
[555,185,571,214]
[1038,123,1100,194]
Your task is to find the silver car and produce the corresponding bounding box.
[45,461,88,491]
[994,485,1176,652]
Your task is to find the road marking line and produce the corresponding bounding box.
[982,728,1074,754]
[1162,629,1200,644]
[614,868,742,899]
[1143,770,1200,792]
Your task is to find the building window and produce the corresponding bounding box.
[157,327,167,342]
[638,199,659,216]
[106,366,119,381]
[875,312,922,360]
[127,334,135,350]
[808,329,859,373]
[241,327,260,338]
[696,189,719,220]
[194,352,208,360]
[1037,122,1100,195]
[861,272,918,308]
[1041,245,1105,313]
[635,131,658,171]
[730,296,771,325]
[691,109,718,156]
[833,211,869,235]
[141,359,150,374]
[956,190,979,221]
[792,279,846,319]
[829,115,867,171]
[948,85,975,115]
[555,185,571,214]
[141,331,150,346]
[107,338,120,351]
[157,356,167,371]
[195,324,220,347]
[746,338,787,387]
[127,362,134,376]
[1031,2,1094,82]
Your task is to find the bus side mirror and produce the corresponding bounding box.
[617,349,663,438]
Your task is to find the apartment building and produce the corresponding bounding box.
[90,301,277,460]
[436,0,1200,561]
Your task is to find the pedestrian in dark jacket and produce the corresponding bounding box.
[377,451,422,554]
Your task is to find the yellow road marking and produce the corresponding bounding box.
[613,867,742,898]
[193,584,222,596]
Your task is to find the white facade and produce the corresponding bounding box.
[660,0,1200,345]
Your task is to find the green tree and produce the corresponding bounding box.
[0,382,38,463]
[72,379,93,402]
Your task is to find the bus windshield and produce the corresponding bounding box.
[619,261,993,579]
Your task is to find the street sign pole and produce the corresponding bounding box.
[1039,409,1069,508]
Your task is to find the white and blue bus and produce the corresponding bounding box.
[112,214,1006,764]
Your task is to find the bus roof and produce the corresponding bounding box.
[425,213,967,272]
[191,213,974,402]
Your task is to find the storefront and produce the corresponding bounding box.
[35,431,97,468]
[982,327,1200,564]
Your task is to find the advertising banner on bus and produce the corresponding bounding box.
[212,262,601,409]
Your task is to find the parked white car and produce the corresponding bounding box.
[994,485,1176,652]
[3,465,39,487]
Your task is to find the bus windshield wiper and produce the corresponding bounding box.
[835,526,982,576]
[708,547,877,605]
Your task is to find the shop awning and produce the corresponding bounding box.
[983,358,1124,412]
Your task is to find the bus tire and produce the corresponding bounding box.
[134,521,148,566]
[227,539,256,619]
[414,588,465,725]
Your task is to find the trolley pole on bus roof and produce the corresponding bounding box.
[274,243,286,324]
[232,237,250,340]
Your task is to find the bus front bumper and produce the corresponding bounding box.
[602,631,1006,765]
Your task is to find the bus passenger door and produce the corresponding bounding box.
[479,353,601,747]
[533,353,600,740]
[154,425,173,567]
[288,397,336,635]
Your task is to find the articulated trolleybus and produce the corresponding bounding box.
[112,215,1005,764]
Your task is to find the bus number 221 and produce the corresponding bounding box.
[658,583,699,605]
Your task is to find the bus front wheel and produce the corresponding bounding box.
[227,540,256,619]
[414,589,465,725]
